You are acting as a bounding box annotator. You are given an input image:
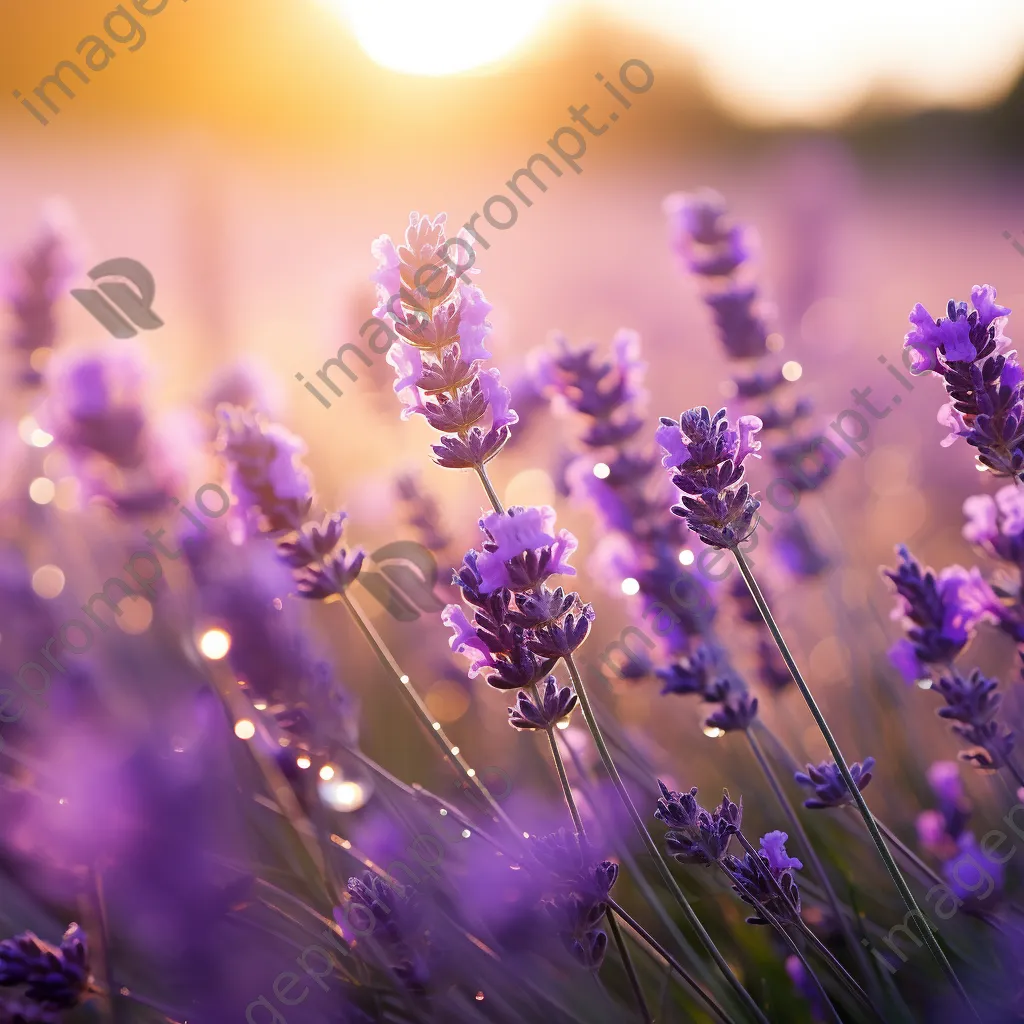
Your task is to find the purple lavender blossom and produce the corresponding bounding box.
[0,923,90,1012]
[473,506,578,594]
[4,208,76,389]
[884,546,1003,681]
[532,831,619,970]
[663,189,769,359]
[657,406,762,549]
[508,677,578,731]
[371,213,517,469]
[962,486,1024,565]
[725,831,803,926]
[216,405,314,535]
[445,507,592,698]
[932,668,1016,771]
[654,783,741,866]
[794,757,875,809]
[533,331,712,664]
[903,286,1023,476]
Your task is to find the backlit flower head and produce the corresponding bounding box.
[445,507,592,698]
[904,285,1023,477]
[371,212,517,469]
[658,406,762,549]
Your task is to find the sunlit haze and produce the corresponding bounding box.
[323,0,558,76]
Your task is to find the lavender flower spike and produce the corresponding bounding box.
[794,757,875,810]
[725,831,803,926]
[903,285,1023,477]
[371,212,517,469]
[654,783,741,866]
[657,406,762,549]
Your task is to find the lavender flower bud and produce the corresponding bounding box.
[794,757,875,810]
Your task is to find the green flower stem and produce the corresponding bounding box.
[745,726,880,1003]
[733,831,879,1022]
[338,589,522,845]
[473,462,505,514]
[528,682,586,835]
[564,653,768,1024]
[608,898,733,1024]
[716,857,842,1024]
[731,546,977,1018]
[605,907,654,1024]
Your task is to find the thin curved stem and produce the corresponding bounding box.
[473,463,504,515]
[732,547,977,1019]
[564,654,768,1024]
[606,906,654,1024]
[530,681,585,835]
[715,860,842,1024]
[873,816,945,889]
[338,590,522,846]
[608,898,733,1024]
[745,727,880,1002]
[732,831,878,1021]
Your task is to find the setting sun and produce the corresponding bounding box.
[321,0,556,76]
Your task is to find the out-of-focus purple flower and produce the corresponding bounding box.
[5,207,77,389]
[962,486,1024,564]
[904,286,1023,477]
[927,760,963,806]
[370,212,517,468]
[654,783,741,866]
[658,406,762,549]
[794,757,874,809]
[786,953,828,1022]
[396,471,451,553]
[45,346,149,468]
[944,833,1004,904]
[216,405,313,535]
[918,760,971,858]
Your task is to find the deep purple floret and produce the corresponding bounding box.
[507,677,577,731]
[725,832,802,926]
[883,545,1002,681]
[904,286,1023,477]
[794,757,875,810]
[654,783,741,866]
[657,406,762,549]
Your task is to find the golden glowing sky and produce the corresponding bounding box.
[320,0,1024,125]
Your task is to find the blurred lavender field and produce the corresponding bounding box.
[3,3,1024,1022]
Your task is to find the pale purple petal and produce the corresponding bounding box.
[478,367,518,431]
[442,603,495,678]
[759,830,802,873]
[996,484,1024,536]
[888,638,927,685]
[962,494,998,546]
[655,421,690,469]
[971,284,1010,331]
[736,414,763,462]
[937,402,968,447]
[457,282,493,362]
